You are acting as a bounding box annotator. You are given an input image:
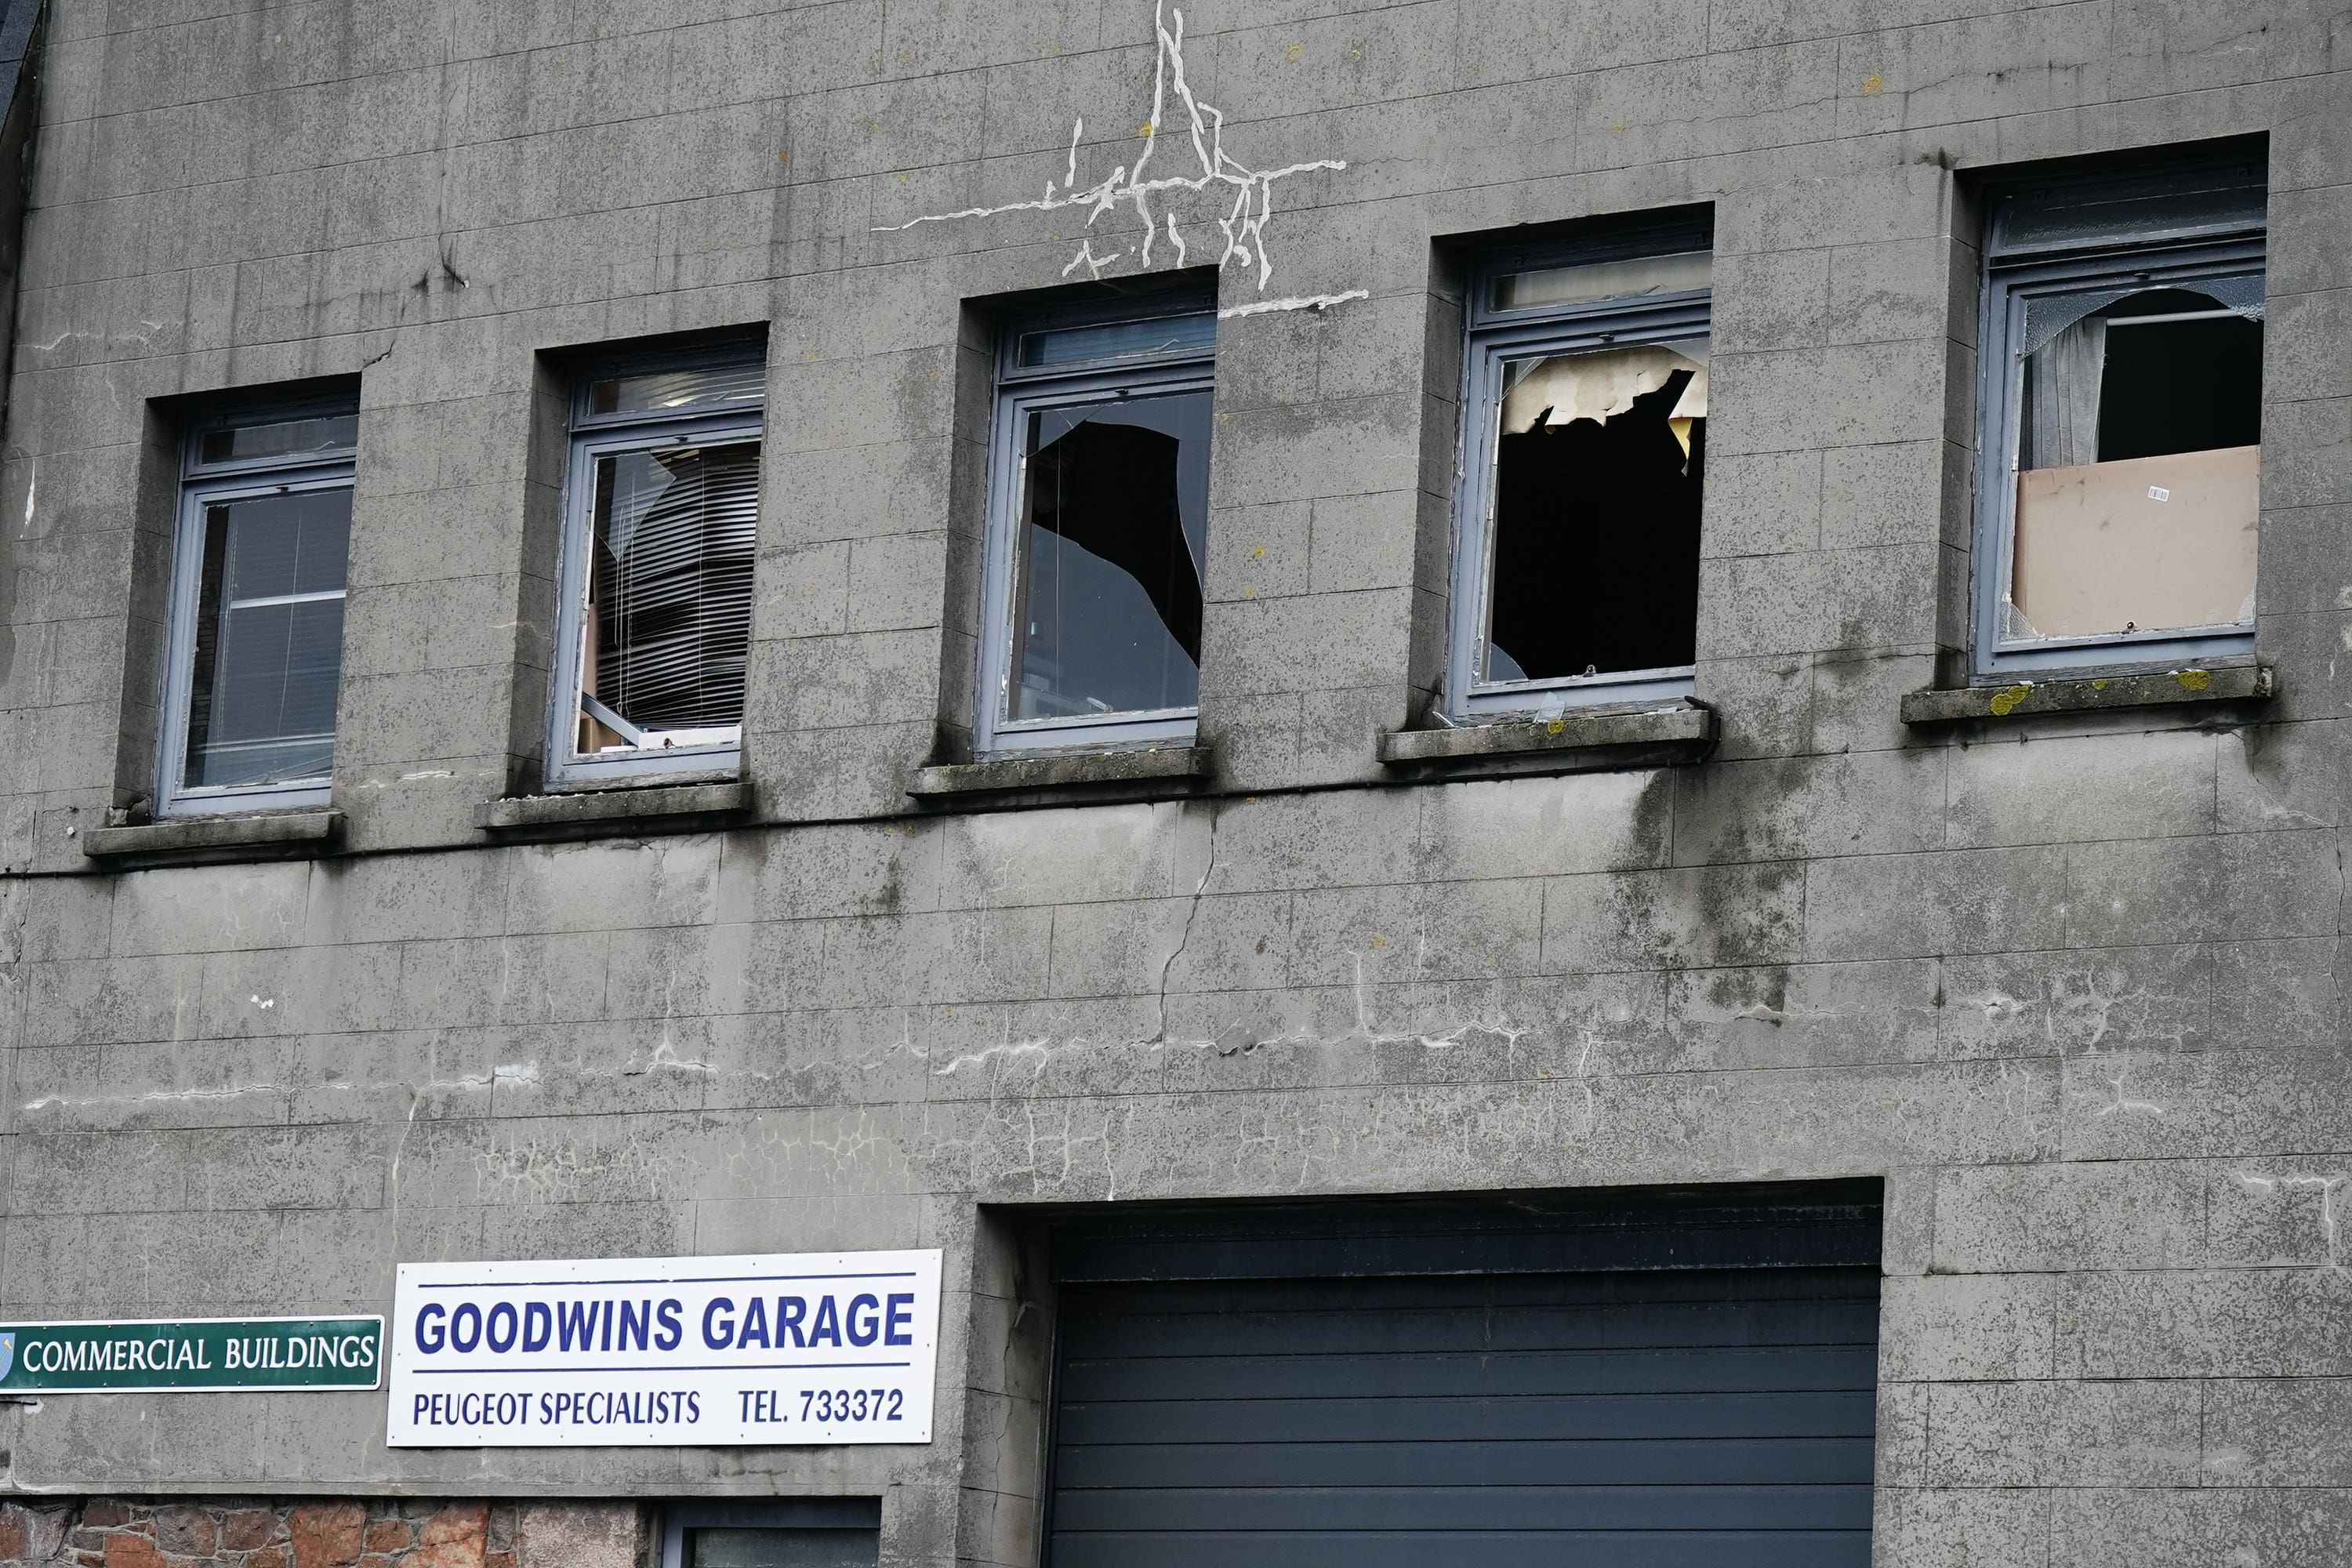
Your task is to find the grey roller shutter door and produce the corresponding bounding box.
[1044,1187,1880,1568]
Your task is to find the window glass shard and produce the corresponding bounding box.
[2011,285,2260,641]
[1485,343,1704,684]
[183,488,351,789]
[195,412,358,468]
[1018,312,1215,370]
[587,360,766,420]
[1009,390,1211,722]
[579,440,760,755]
[1494,250,1711,313]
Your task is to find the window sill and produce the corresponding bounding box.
[1900,664,2274,725]
[1379,702,1715,775]
[909,746,1214,804]
[81,809,343,860]
[477,780,750,833]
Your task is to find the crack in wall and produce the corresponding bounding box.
[873,2,1358,314]
[2235,1172,2347,1269]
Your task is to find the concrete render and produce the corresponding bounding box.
[0,0,2350,1564]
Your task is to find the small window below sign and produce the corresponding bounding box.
[661,1502,881,1568]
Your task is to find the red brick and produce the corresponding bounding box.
[151,1506,216,1558]
[289,1503,367,1568]
[222,1509,279,1552]
[81,1503,132,1530]
[101,1534,165,1568]
[247,1548,291,1568]
[405,1503,487,1568]
[362,1518,412,1553]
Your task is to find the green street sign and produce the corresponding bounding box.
[0,1316,383,1393]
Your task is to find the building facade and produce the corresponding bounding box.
[1,0,2348,1563]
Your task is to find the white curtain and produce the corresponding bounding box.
[2022,315,2105,470]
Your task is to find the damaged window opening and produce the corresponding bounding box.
[158,399,359,816]
[1450,230,1712,719]
[1976,152,2266,678]
[550,347,765,789]
[979,301,1215,755]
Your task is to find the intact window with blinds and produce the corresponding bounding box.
[158,398,359,816]
[1973,145,2267,679]
[549,345,765,788]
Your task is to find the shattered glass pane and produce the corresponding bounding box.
[579,441,760,755]
[183,488,351,789]
[2010,285,2261,640]
[1484,343,1704,684]
[196,412,358,468]
[1009,390,1211,722]
[587,359,766,420]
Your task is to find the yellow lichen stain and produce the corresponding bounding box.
[1252,546,1265,557]
[1139,122,1154,136]
[2176,668,2213,691]
[1287,42,1303,60]
[1369,935,1386,949]
[2091,677,2108,691]
[1545,717,1566,735]
[1987,684,2034,717]
[1243,586,1255,597]
[1860,73,1884,94]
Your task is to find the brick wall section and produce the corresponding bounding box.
[0,1501,641,1568]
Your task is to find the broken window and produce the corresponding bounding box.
[1976,151,2266,677]
[1449,226,1712,719]
[978,300,1216,754]
[550,347,765,788]
[158,400,359,815]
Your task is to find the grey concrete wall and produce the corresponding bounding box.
[1,2,2350,1566]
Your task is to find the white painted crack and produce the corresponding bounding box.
[874,2,1359,315]
[2236,1172,2348,1269]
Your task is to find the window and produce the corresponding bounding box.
[1445,221,1712,721]
[158,399,359,815]
[548,346,766,788]
[975,299,1217,755]
[1973,149,2267,679]
[659,1501,880,1568]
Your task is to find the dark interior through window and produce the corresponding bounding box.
[1487,368,1703,682]
[2096,288,2262,459]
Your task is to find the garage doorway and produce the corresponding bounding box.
[1040,1184,1881,1567]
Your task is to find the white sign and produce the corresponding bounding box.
[386,1250,941,1447]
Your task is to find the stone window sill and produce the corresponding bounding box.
[1378,702,1715,775]
[1899,664,2274,725]
[81,809,343,859]
[477,781,749,832]
[909,746,1213,803]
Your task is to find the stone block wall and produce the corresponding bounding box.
[2,2,2351,1566]
[0,1500,641,1568]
